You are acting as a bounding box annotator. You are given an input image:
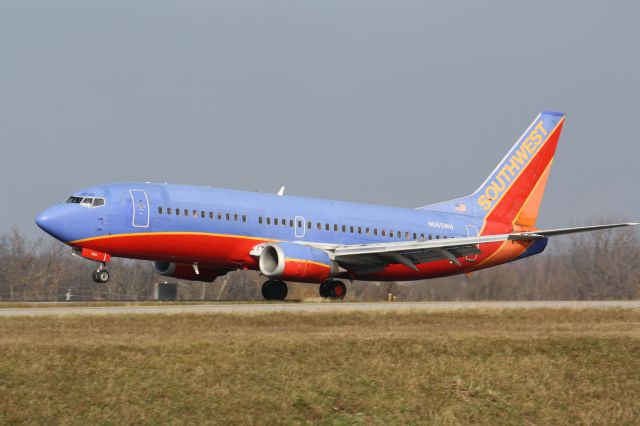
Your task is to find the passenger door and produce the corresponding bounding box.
[130,189,150,228]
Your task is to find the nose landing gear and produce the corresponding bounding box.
[92,263,110,284]
[319,280,347,299]
[261,280,288,300]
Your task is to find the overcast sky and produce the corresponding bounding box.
[1,0,639,237]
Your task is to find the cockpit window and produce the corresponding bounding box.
[65,196,106,208]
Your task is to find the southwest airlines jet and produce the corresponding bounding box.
[36,112,636,300]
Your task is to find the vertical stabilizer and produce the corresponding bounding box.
[422,111,566,231]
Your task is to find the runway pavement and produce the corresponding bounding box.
[1,300,640,317]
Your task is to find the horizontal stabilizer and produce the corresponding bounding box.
[511,223,639,238]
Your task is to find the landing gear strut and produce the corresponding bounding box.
[261,280,288,300]
[319,280,347,299]
[92,263,110,284]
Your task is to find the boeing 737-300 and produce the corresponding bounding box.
[35,111,637,299]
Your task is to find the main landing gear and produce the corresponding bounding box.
[92,263,110,284]
[319,280,347,300]
[261,280,288,300]
[260,279,347,301]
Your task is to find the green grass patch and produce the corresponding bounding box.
[1,309,639,424]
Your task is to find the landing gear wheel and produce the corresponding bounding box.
[330,281,347,299]
[319,280,347,300]
[319,281,331,298]
[92,269,110,283]
[261,280,288,300]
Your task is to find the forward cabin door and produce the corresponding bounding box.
[465,224,479,261]
[130,189,150,228]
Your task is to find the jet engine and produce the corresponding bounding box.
[258,242,338,283]
[153,261,220,282]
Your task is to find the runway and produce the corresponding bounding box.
[1,300,639,317]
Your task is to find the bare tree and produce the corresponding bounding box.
[1,218,638,302]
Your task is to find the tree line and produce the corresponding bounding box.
[1,221,638,301]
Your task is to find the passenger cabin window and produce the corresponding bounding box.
[297,220,302,227]
[243,215,247,223]
[158,207,163,214]
[193,210,198,218]
[274,218,279,225]
[374,229,378,236]
[234,214,238,221]
[317,223,322,230]
[266,218,271,225]
[334,224,338,232]
[226,213,230,221]
[307,222,312,229]
[167,207,172,215]
[259,217,263,224]
[218,212,222,220]
[342,225,346,232]
[289,219,294,227]
[209,212,214,219]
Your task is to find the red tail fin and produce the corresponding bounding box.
[422,111,566,232]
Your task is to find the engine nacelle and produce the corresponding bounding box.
[258,242,338,283]
[153,261,220,282]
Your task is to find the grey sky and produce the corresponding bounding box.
[2,0,639,237]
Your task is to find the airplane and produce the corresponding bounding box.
[35,111,637,300]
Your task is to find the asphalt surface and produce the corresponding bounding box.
[0,300,639,317]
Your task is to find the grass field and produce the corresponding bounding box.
[1,309,639,425]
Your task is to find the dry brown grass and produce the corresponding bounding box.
[1,309,639,425]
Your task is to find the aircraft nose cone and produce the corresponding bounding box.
[36,206,68,241]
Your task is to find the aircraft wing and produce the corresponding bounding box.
[319,223,638,275]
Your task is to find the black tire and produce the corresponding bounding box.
[96,270,110,283]
[273,280,288,300]
[329,281,347,299]
[262,280,288,300]
[92,271,100,283]
[320,280,347,299]
[319,281,330,298]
